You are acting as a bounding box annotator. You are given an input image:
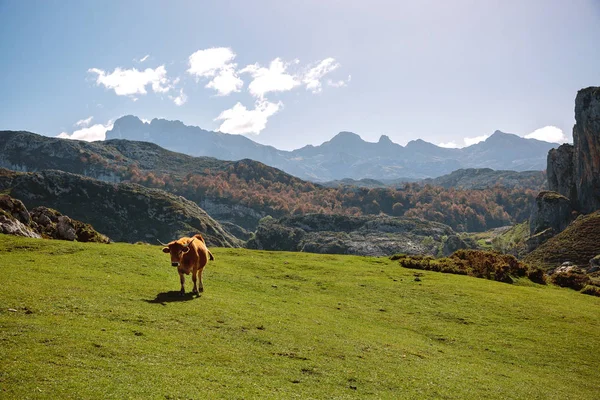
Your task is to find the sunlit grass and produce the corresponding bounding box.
[1,234,598,399]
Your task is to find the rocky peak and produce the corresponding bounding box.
[546,86,600,214]
[573,86,600,214]
[378,135,393,145]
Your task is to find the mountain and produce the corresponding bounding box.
[422,168,546,190]
[0,130,540,234]
[105,116,558,181]
[0,168,242,247]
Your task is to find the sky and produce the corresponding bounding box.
[1,0,599,150]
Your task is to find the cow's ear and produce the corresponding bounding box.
[162,247,170,253]
[182,246,191,254]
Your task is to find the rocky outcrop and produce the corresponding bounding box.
[529,191,574,236]
[30,206,110,242]
[530,87,600,249]
[546,87,600,214]
[0,169,242,247]
[547,144,576,206]
[247,214,457,257]
[573,87,600,214]
[0,194,109,242]
[441,235,469,256]
[0,196,41,238]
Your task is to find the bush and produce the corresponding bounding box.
[526,267,547,285]
[580,285,600,297]
[551,272,590,291]
[397,250,538,284]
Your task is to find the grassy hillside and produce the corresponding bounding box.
[525,211,600,269]
[1,234,599,399]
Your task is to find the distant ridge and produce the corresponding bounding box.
[105,116,558,181]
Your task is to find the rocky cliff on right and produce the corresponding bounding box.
[549,87,600,213]
[529,87,600,256]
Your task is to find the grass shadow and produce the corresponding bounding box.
[145,291,200,304]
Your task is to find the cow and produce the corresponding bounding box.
[159,233,215,295]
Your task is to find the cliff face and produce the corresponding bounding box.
[531,87,600,251]
[547,87,600,214]
[547,144,576,206]
[573,87,600,214]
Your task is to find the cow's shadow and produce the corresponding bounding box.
[145,291,200,304]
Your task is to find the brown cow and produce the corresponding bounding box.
[160,234,215,295]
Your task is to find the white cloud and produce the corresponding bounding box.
[438,141,459,148]
[215,100,282,134]
[57,119,114,142]
[187,47,243,96]
[241,58,300,98]
[303,58,340,93]
[139,54,150,63]
[463,134,490,146]
[88,65,172,97]
[188,47,236,78]
[206,64,244,96]
[524,126,568,143]
[75,116,93,128]
[327,74,351,88]
[169,88,188,106]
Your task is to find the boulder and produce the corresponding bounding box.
[589,255,600,273]
[529,191,574,238]
[441,235,469,256]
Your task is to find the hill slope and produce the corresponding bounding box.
[1,235,598,398]
[525,211,600,269]
[0,168,241,246]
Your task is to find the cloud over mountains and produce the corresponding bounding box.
[87,47,348,135]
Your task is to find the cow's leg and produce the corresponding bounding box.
[178,271,185,295]
[192,267,199,295]
[197,267,204,293]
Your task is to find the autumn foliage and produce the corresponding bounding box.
[84,156,538,232]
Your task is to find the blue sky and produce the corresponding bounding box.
[1,0,599,150]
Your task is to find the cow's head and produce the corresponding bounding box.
[159,237,196,267]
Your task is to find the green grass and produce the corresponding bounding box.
[1,234,599,399]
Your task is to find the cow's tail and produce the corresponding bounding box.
[195,233,214,261]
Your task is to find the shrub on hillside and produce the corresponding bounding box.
[397,250,541,285]
[551,271,590,291]
[580,285,600,297]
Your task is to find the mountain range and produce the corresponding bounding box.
[106,115,558,181]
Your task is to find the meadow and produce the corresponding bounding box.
[1,234,599,399]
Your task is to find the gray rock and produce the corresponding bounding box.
[529,191,574,242]
[574,87,600,214]
[547,144,576,207]
[589,255,600,273]
[56,216,77,241]
[441,235,469,256]
[0,214,41,238]
[247,213,458,257]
